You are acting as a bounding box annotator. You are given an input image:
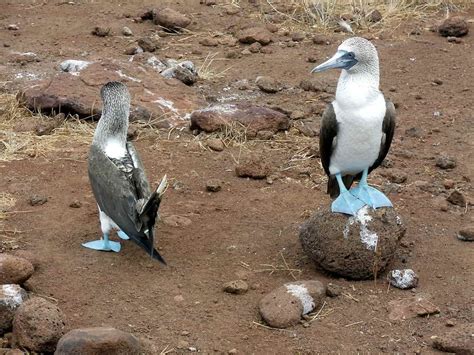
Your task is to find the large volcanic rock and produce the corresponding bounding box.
[0,254,34,285]
[299,206,405,280]
[0,284,28,334]
[55,327,142,355]
[190,103,290,134]
[17,61,205,126]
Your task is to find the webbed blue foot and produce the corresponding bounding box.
[350,168,392,209]
[82,234,121,253]
[332,190,365,216]
[117,230,130,240]
[331,173,365,216]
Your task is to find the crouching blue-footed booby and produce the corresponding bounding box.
[311,37,395,216]
[83,81,168,263]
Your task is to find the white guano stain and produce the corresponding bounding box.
[1,284,27,309]
[344,206,378,251]
[389,269,417,289]
[285,283,315,315]
[115,70,141,83]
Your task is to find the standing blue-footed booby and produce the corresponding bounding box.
[311,37,395,216]
[83,81,168,263]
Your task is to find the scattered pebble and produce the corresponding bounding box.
[438,16,469,37]
[237,27,272,45]
[152,7,191,31]
[7,24,19,31]
[446,190,466,207]
[290,31,305,42]
[405,127,422,138]
[388,269,419,289]
[235,159,270,179]
[206,179,222,192]
[69,200,82,208]
[206,138,224,152]
[312,35,330,45]
[248,42,262,53]
[255,76,282,93]
[199,37,219,47]
[223,280,248,295]
[447,36,463,44]
[367,9,382,23]
[432,78,443,85]
[29,194,48,206]
[91,26,110,37]
[138,36,159,52]
[325,283,341,298]
[121,26,133,36]
[59,59,91,73]
[380,168,408,184]
[436,155,456,169]
[300,78,325,92]
[13,297,66,353]
[443,179,455,189]
[0,254,34,285]
[457,227,474,242]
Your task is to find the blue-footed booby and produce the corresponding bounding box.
[83,81,168,263]
[311,37,395,216]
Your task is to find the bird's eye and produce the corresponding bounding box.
[348,52,355,58]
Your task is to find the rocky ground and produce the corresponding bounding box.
[0,0,473,354]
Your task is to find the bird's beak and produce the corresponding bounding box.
[311,50,357,73]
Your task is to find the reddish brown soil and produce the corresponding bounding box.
[0,1,473,353]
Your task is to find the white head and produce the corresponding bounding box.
[311,37,379,75]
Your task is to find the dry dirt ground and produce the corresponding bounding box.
[0,1,473,354]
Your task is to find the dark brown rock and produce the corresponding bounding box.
[199,37,219,47]
[432,323,474,354]
[312,35,330,45]
[0,285,28,334]
[259,280,325,328]
[91,26,110,37]
[206,179,222,192]
[0,255,34,284]
[223,280,248,294]
[457,226,474,242]
[256,76,282,93]
[291,32,305,42]
[380,168,408,184]
[152,8,191,30]
[235,159,270,179]
[190,103,289,134]
[13,297,66,353]
[325,283,341,297]
[300,206,405,280]
[55,327,141,355]
[237,27,272,45]
[388,294,440,321]
[248,42,262,53]
[294,120,319,137]
[367,9,382,23]
[17,61,204,126]
[206,138,224,151]
[447,190,466,207]
[137,36,159,52]
[300,78,325,92]
[436,155,457,169]
[28,194,48,206]
[438,16,469,37]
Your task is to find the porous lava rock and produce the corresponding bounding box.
[0,254,34,285]
[13,297,66,353]
[438,16,469,37]
[152,8,191,30]
[55,327,142,355]
[190,103,289,134]
[259,280,325,328]
[237,27,272,45]
[0,285,28,334]
[299,206,405,280]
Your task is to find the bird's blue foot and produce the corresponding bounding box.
[117,230,130,240]
[331,190,365,216]
[350,184,392,209]
[82,234,121,253]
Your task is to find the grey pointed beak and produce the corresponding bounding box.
[311,50,357,73]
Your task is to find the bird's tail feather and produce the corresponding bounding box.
[327,175,355,198]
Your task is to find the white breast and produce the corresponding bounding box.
[104,139,126,159]
[329,94,386,176]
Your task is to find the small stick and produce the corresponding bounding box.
[345,321,364,327]
[310,300,327,322]
[342,292,360,302]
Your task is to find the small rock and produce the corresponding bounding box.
[174,295,184,302]
[28,194,48,206]
[307,55,318,63]
[256,130,273,140]
[436,155,456,169]
[223,280,248,295]
[124,45,142,55]
[300,78,325,92]
[447,36,463,44]
[235,159,270,179]
[161,215,192,227]
[388,269,419,289]
[325,283,341,298]
[13,297,66,353]
[35,120,61,136]
[7,24,19,31]
[367,9,382,23]
[432,78,443,85]
[228,349,238,354]
[256,76,282,93]
[446,319,456,327]
[380,169,408,184]
[177,340,189,349]
[259,280,326,328]
[69,200,82,208]
[457,227,474,242]
[290,110,306,120]
[260,46,273,54]
[295,120,319,137]
[9,52,39,64]
[237,27,272,45]
[206,138,224,152]
[405,127,422,138]
[59,60,91,74]
[206,179,222,192]
[0,285,28,334]
[291,32,305,42]
[91,26,110,37]
[443,179,455,189]
[199,37,219,47]
[138,36,159,52]
[152,7,191,31]
[388,294,440,321]
[438,16,469,37]
[248,42,262,53]
[121,26,133,36]
[312,35,330,45]
[434,196,449,212]
[446,190,466,207]
[55,327,142,355]
[0,255,34,284]
[432,323,474,354]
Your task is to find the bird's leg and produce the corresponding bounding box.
[82,233,121,253]
[116,230,130,240]
[331,173,365,216]
[350,168,392,209]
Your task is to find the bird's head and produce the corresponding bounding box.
[311,37,378,74]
